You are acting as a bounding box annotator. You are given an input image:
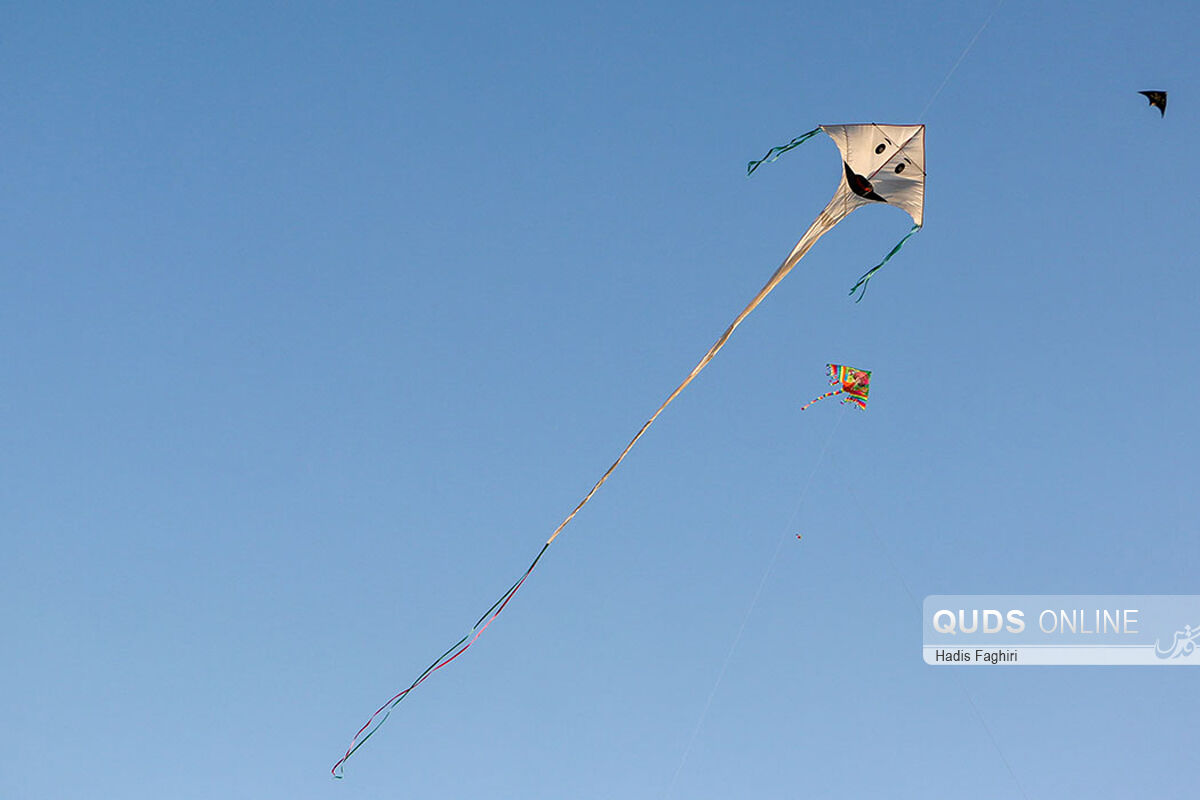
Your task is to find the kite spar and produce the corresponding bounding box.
[332,123,925,777]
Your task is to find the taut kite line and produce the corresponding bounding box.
[332,123,925,777]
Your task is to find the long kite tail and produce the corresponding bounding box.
[332,184,854,777]
[331,543,549,778]
[799,389,842,411]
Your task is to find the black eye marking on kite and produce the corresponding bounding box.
[1139,90,1167,117]
[895,163,906,174]
[875,143,886,154]
[844,161,887,202]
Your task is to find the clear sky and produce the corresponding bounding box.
[2,1,1197,797]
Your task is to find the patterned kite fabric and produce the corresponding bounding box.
[802,364,871,411]
[829,363,871,409]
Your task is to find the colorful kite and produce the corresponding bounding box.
[800,364,872,411]
[332,124,925,777]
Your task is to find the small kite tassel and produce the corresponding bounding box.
[746,127,822,176]
[848,223,922,302]
[800,389,842,411]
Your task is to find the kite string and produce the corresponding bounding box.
[829,453,1030,800]
[918,0,1006,121]
[663,405,847,800]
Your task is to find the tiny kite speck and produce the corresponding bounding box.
[800,364,872,411]
[1139,90,1167,117]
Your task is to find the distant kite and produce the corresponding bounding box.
[332,124,924,777]
[1139,90,1167,117]
[800,364,872,411]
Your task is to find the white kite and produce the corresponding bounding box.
[747,123,925,299]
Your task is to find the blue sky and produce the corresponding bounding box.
[2,1,1197,797]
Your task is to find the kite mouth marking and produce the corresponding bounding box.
[844,161,887,203]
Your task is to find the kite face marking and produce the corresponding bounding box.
[844,161,887,203]
[824,124,924,227]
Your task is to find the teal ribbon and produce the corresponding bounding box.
[849,223,921,302]
[746,127,821,175]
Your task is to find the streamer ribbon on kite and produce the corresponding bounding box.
[746,127,821,175]
[332,123,925,777]
[848,221,921,301]
[800,364,872,411]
